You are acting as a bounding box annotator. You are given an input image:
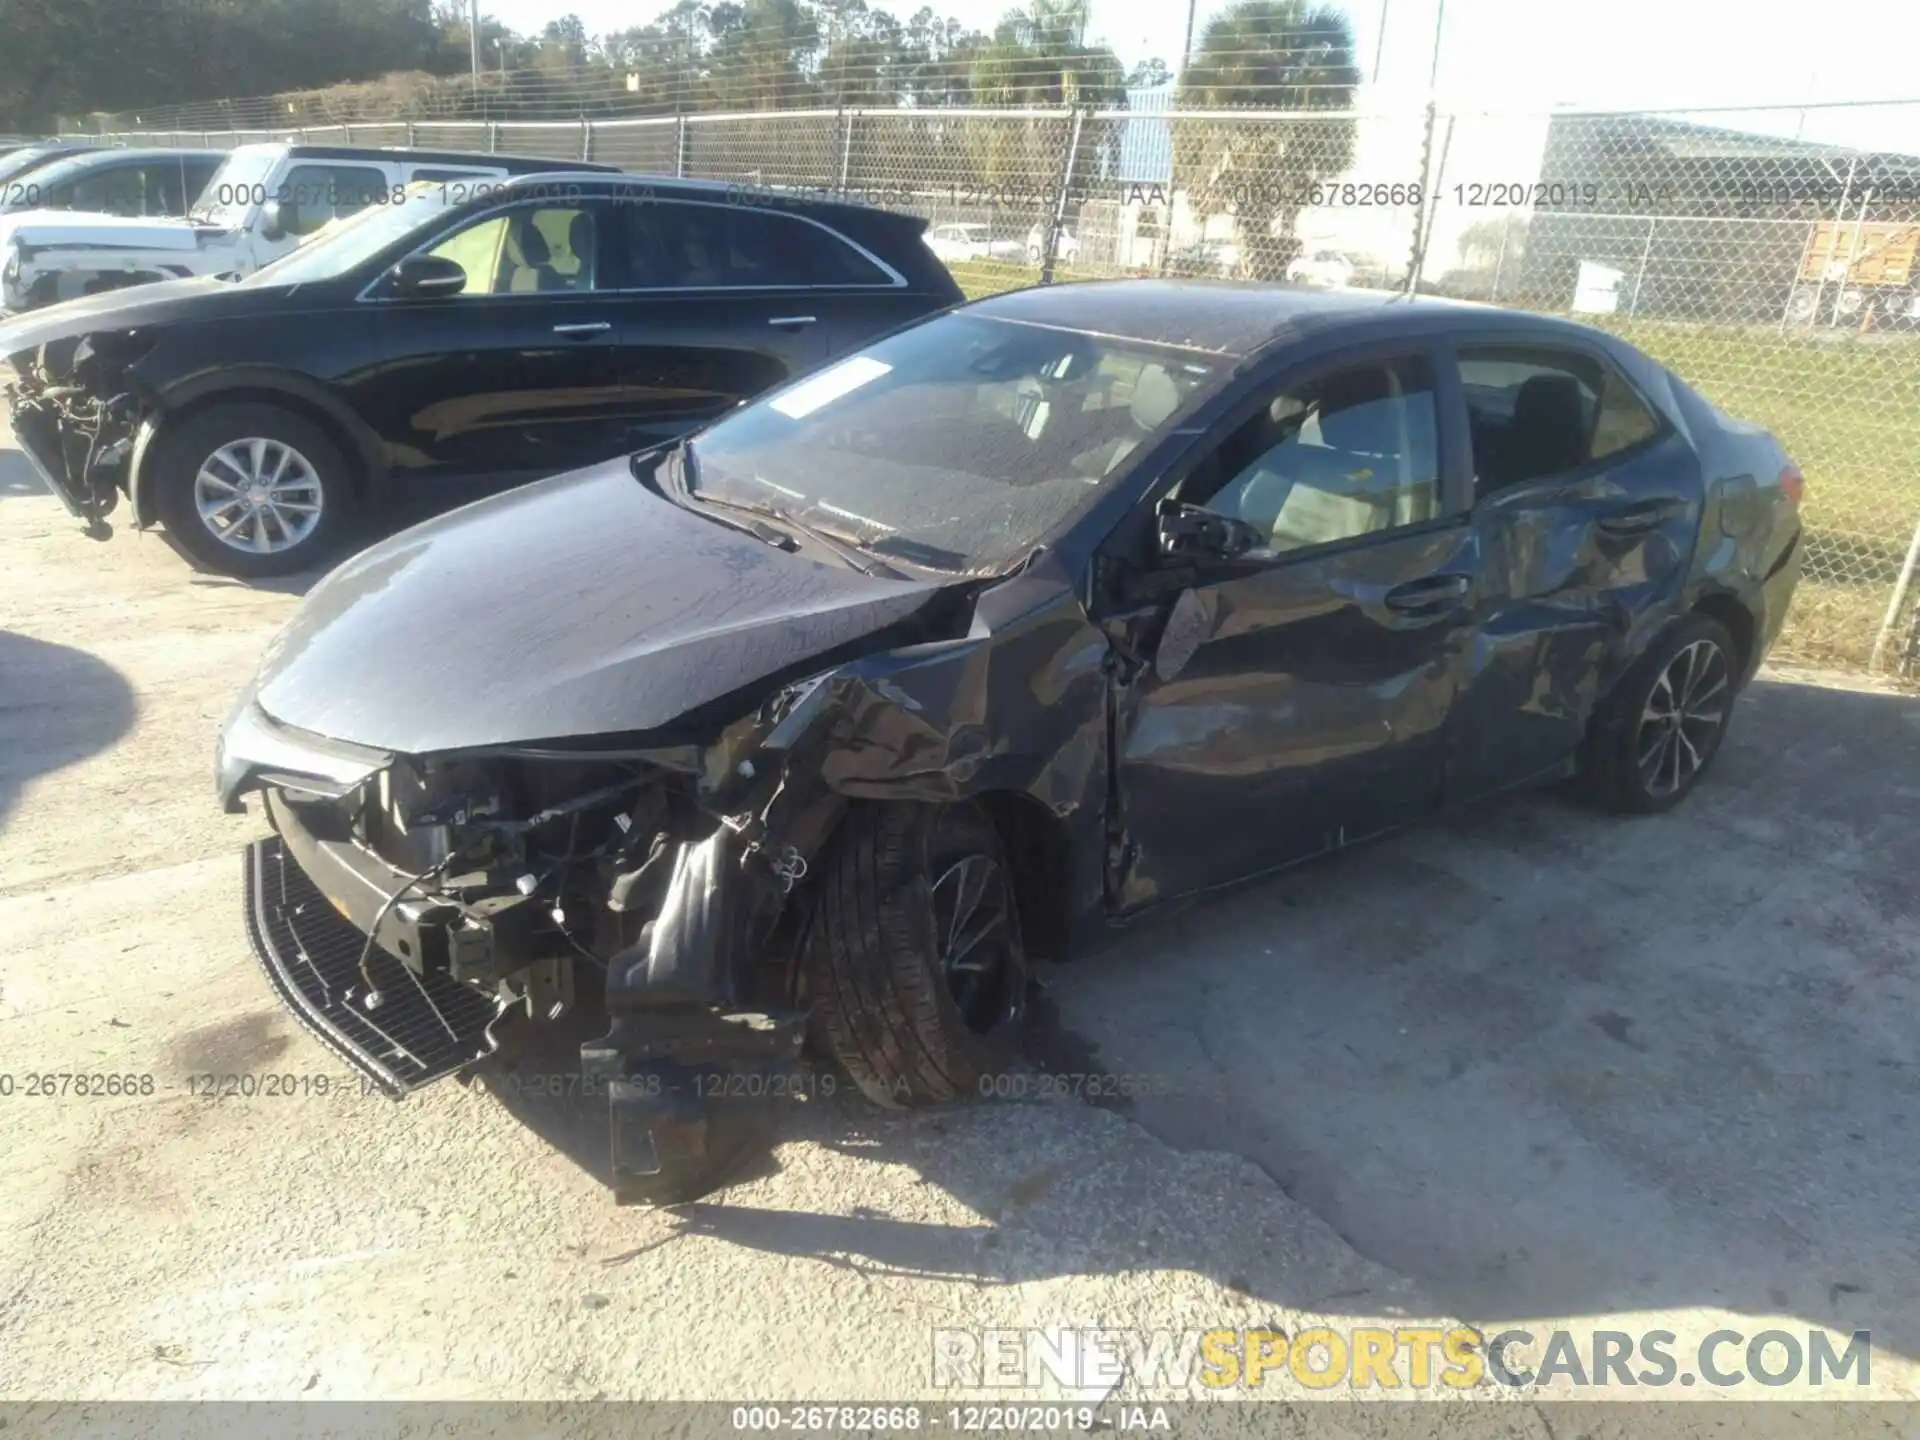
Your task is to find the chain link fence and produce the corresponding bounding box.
[69,99,1920,676]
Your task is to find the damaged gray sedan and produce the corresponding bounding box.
[218,281,1804,1202]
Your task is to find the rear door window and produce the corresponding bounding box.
[1458,345,1665,499]
[629,203,890,288]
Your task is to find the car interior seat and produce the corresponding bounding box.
[564,211,595,289]
[1060,362,1183,479]
[1508,373,1590,481]
[504,219,564,292]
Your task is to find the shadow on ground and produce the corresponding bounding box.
[0,450,44,501]
[482,676,1920,1354]
[0,631,138,830]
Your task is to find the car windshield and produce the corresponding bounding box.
[685,312,1223,573]
[242,183,457,286]
[189,149,279,228]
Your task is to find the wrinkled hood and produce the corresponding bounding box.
[249,457,948,755]
[0,276,292,359]
[0,209,209,253]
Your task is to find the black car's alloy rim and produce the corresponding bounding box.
[930,853,1020,1035]
[1636,638,1729,797]
[195,437,324,554]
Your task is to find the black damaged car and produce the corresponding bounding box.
[218,281,1803,1202]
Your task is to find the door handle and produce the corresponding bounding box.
[552,321,611,336]
[1382,572,1472,614]
[768,315,818,327]
[1597,499,1681,536]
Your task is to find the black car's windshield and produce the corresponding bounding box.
[242,183,457,286]
[686,313,1222,573]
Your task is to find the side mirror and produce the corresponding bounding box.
[258,199,285,241]
[1157,503,1263,563]
[387,253,468,299]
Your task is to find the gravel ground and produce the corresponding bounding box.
[1,425,1914,1415]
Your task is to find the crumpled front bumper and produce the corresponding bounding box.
[244,833,503,1094]
[241,784,810,1204]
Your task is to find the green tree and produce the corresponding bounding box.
[1175,0,1360,279]
[1125,57,1171,88]
[704,0,819,108]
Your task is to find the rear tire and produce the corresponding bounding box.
[152,402,355,579]
[1578,613,1739,814]
[802,801,1028,1108]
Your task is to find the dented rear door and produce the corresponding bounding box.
[1441,335,1706,802]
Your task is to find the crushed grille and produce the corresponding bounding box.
[244,837,502,1094]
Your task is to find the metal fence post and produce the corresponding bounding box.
[675,114,688,178]
[582,119,592,161]
[1041,107,1085,287]
[1628,216,1656,316]
[406,121,416,146]
[1405,103,1438,294]
[343,124,353,145]
[1490,214,1511,301]
[837,107,853,198]
[1407,107,1453,294]
[487,122,498,154]
[1830,184,1873,329]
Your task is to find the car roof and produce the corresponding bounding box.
[29,147,214,166]
[964,279,1609,358]
[223,141,618,173]
[496,171,926,225]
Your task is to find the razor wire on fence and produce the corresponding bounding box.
[67,97,1920,676]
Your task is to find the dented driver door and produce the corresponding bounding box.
[1100,345,1480,912]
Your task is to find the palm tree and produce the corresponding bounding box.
[1174,0,1360,279]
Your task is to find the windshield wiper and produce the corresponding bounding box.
[636,439,827,559]
[663,441,900,579]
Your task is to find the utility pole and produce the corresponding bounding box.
[469,0,482,85]
[1180,0,1198,79]
[1373,0,1389,86]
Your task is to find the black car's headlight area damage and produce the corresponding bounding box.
[229,569,1111,1205]
[4,329,154,533]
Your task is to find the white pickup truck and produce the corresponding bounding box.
[1,140,617,312]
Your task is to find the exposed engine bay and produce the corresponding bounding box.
[4,329,150,534]
[230,654,959,1205]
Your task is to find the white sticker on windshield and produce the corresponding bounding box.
[770,355,892,419]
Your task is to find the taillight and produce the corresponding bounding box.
[1778,461,1805,506]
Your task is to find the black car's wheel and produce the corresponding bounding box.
[1579,613,1739,814]
[152,403,354,578]
[802,801,1028,1108]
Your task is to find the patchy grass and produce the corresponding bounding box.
[949,260,1042,301]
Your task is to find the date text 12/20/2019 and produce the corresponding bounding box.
[729,1405,1171,1432]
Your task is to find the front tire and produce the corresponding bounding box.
[802,801,1028,1108]
[1579,613,1738,814]
[151,402,354,578]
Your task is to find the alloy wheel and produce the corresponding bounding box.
[193,437,325,555]
[929,852,1021,1035]
[1635,638,1730,798]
